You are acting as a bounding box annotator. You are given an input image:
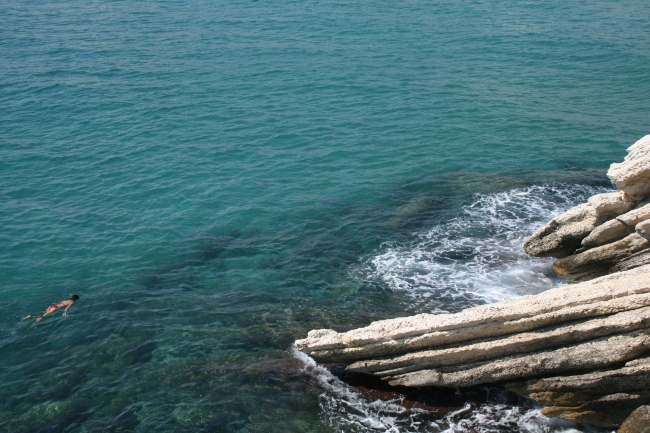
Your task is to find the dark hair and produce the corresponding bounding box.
[71,295,80,301]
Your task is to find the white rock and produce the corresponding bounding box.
[386,331,650,387]
[523,203,599,258]
[608,135,650,199]
[588,191,637,216]
[295,265,650,361]
[509,356,650,397]
[295,266,650,429]
[346,306,650,376]
[581,218,633,249]
[617,202,650,227]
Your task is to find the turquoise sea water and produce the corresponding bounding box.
[2,1,650,432]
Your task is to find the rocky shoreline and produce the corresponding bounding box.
[295,135,650,430]
[525,135,650,283]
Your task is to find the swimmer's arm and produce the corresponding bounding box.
[63,305,72,316]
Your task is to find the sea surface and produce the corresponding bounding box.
[1,1,650,432]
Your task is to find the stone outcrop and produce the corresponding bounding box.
[609,135,650,199]
[295,265,650,428]
[346,307,650,378]
[296,265,650,362]
[580,218,633,249]
[523,135,650,282]
[637,220,650,240]
[387,332,649,388]
[523,191,638,259]
[523,203,603,258]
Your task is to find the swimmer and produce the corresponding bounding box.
[23,295,80,322]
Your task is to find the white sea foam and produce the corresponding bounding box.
[365,184,610,313]
[293,347,419,432]
[440,402,601,433]
[293,348,605,433]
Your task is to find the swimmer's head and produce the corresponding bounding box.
[71,295,80,301]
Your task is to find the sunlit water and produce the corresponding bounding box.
[2,0,650,432]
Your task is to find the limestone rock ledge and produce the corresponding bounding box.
[295,265,650,428]
[524,135,650,282]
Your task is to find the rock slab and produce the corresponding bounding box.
[295,265,650,428]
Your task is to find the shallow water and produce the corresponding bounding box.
[2,0,650,431]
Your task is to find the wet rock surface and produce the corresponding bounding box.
[325,364,499,415]
[551,233,650,282]
[508,356,650,428]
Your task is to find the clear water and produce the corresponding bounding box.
[1,0,649,431]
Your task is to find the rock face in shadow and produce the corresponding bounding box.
[523,135,650,282]
[507,357,650,428]
[295,265,650,428]
[551,233,650,282]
